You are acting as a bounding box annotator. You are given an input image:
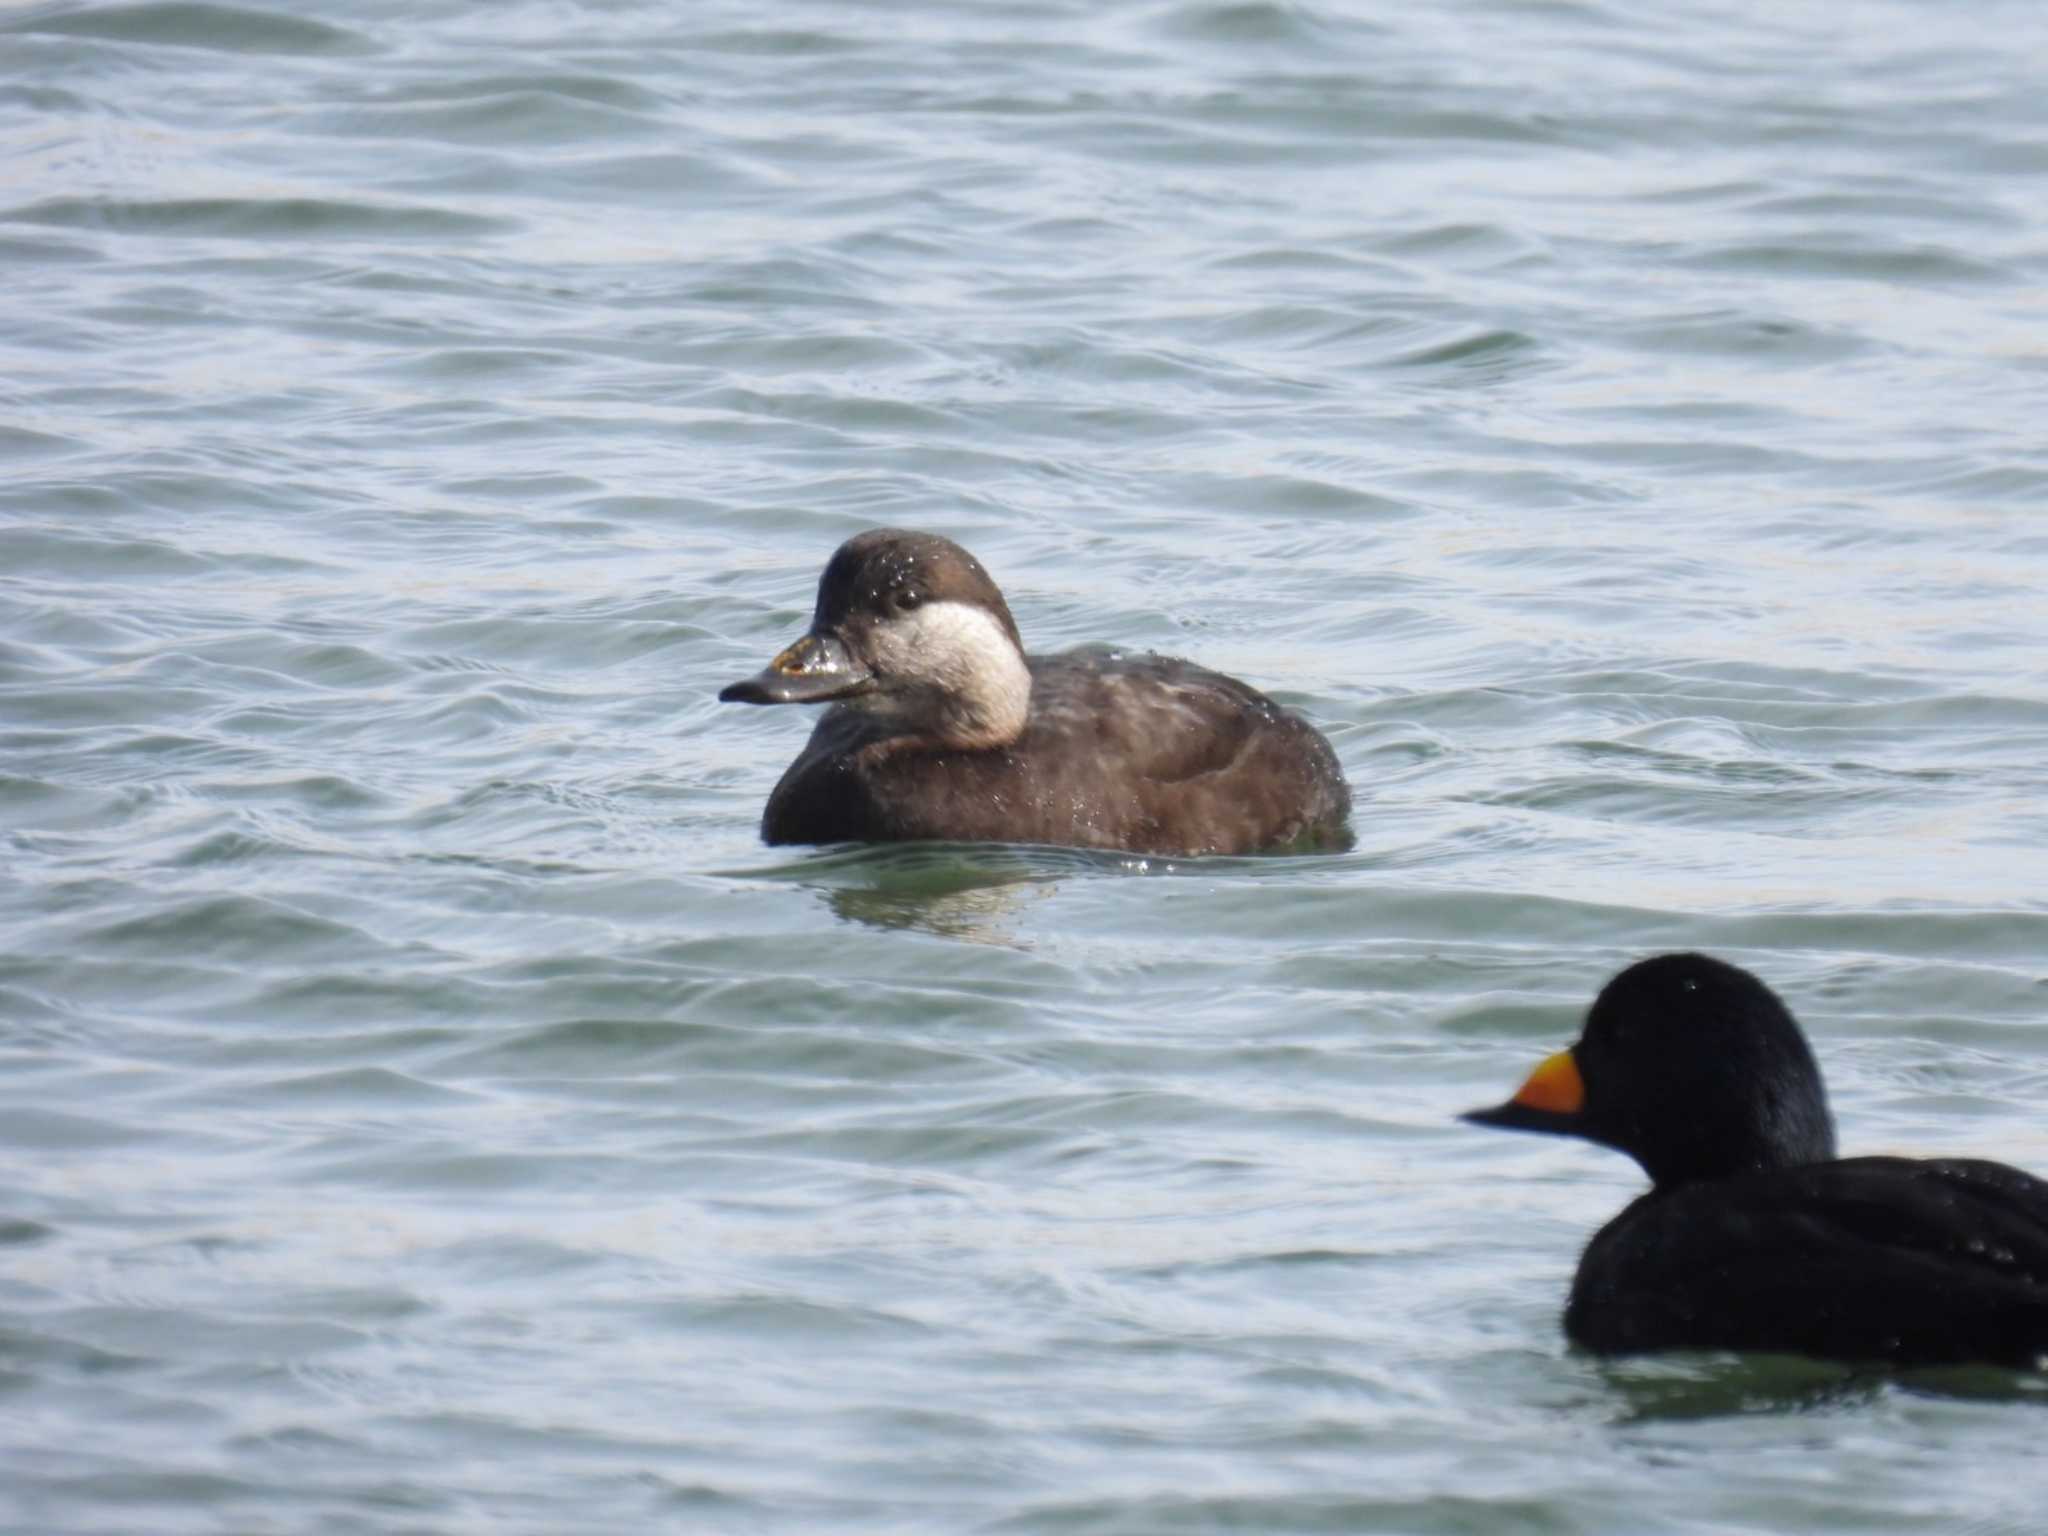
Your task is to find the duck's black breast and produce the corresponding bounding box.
[1566,1156,2048,1366]
[759,646,1351,856]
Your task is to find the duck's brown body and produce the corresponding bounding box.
[760,646,1351,855]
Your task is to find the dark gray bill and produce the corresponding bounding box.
[719,632,875,705]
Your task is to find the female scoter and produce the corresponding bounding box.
[1464,953,2048,1368]
[719,529,1352,855]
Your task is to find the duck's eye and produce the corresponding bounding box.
[891,589,924,614]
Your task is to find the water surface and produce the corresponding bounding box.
[4,0,2048,1531]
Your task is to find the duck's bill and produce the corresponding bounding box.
[719,633,876,705]
[1460,1047,1584,1134]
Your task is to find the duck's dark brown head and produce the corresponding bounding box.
[719,529,1031,749]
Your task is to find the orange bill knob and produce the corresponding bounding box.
[1511,1049,1584,1115]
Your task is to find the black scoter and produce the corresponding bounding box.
[1464,952,2048,1368]
[719,529,1352,855]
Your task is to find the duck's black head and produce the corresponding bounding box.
[1462,953,1838,1188]
[719,529,1031,749]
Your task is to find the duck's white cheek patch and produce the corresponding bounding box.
[873,601,1018,688]
[862,599,1031,745]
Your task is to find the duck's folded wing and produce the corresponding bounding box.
[1020,651,1350,853]
[1023,651,1256,778]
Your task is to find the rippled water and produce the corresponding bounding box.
[5,0,2048,1530]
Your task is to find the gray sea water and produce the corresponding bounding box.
[5,0,2048,1530]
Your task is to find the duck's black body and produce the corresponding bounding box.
[1466,953,2048,1369]
[721,530,1352,857]
[1569,1155,2048,1366]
